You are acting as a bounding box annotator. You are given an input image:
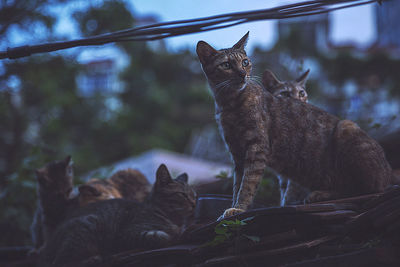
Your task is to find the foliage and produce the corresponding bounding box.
[0,146,52,246]
[73,0,134,37]
[203,216,259,247]
[0,0,213,247]
[215,171,229,179]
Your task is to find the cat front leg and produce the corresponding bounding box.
[232,165,244,209]
[283,179,310,205]
[218,165,245,220]
[230,146,267,215]
[278,175,288,206]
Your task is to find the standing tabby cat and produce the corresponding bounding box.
[196,32,393,218]
[40,164,196,267]
[262,69,311,205]
[30,156,74,255]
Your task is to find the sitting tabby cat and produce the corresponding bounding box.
[196,32,393,218]
[263,69,309,102]
[40,164,196,267]
[30,156,74,255]
[78,169,151,206]
[262,69,311,205]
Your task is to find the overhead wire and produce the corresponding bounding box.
[0,0,380,60]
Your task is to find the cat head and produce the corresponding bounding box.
[262,69,310,102]
[151,164,196,226]
[78,179,122,207]
[35,156,74,198]
[196,32,252,96]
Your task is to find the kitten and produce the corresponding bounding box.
[30,156,74,255]
[40,164,196,267]
[196,32,393,218]
[262,69,311,205]
[77,169,151,206]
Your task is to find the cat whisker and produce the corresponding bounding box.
[215,80,233,99]
[214,80,230,89]
[249,76,263,86]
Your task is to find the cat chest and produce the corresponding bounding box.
[217,111,267,155]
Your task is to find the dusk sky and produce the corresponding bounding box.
[3,0,378,60]
[132,0,377,52]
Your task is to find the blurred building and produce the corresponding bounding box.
[83,149,232,185]
[277,13,330,53]
[375,0,400,51]
[77,58,122,97]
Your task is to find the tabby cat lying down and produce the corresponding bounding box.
[78,168,151,206]
[39,164,196,267]
[31,157,152,256]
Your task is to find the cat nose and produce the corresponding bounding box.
[237,69,247,79]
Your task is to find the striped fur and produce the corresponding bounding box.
[197,33,392,217]
[262,69,310,205]
[78,169,152,207]
[30,156,74,255]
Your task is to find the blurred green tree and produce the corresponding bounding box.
[0,0,213,246]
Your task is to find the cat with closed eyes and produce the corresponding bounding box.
[39,164,196,267]
[196,32,393,218]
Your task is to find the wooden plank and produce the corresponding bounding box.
[310,210,357,221]
[201,236,336,266]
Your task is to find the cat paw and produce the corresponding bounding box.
[141,230,171,247]
[218,208,245,220]
[27,245,45,257]
[305,191,334,203]
[142,230,171,241]
[27,248,39,257]
[82,255,102,267]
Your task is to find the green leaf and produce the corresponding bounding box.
[202,234,228,247]
[215,226,228,235]
[220,220,236,225]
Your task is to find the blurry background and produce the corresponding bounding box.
[1,0,399,246]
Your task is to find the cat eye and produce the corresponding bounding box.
[242,59,249,67]
[299,91,306,97]
[220,62,231,70]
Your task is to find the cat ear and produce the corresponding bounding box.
[296,69,310,87]
[78,184,101,197]
[63,155,73,166]
[175,173,188,184]
[155,164,173,186]
[232,31,249,50]
[196,41,218,65]
[262,69,282,90]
